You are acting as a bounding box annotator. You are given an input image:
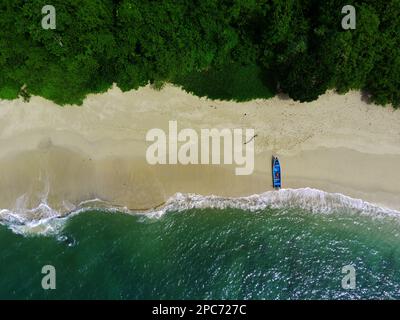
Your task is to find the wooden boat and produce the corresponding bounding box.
[272,156,281,189]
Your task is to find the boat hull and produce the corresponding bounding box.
[272,156,281,189]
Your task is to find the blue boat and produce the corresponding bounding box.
[272,156,281,189]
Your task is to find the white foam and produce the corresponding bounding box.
[0,188,399,237]
[147,188,400,217]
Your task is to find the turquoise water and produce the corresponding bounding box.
[1,203,400,299]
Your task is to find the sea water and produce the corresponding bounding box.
[0,188,400,299]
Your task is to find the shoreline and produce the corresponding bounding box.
[1,84,400,217]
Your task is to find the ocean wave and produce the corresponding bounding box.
[0,188,399,236]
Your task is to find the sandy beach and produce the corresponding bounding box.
[0,84,400,216]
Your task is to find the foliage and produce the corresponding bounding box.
[173,63,275,101]
[0,0,398,107]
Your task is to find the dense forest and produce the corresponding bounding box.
[0,0,399,107]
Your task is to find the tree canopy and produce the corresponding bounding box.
[0,0,399,107]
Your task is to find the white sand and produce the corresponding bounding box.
[0,84,400,214]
